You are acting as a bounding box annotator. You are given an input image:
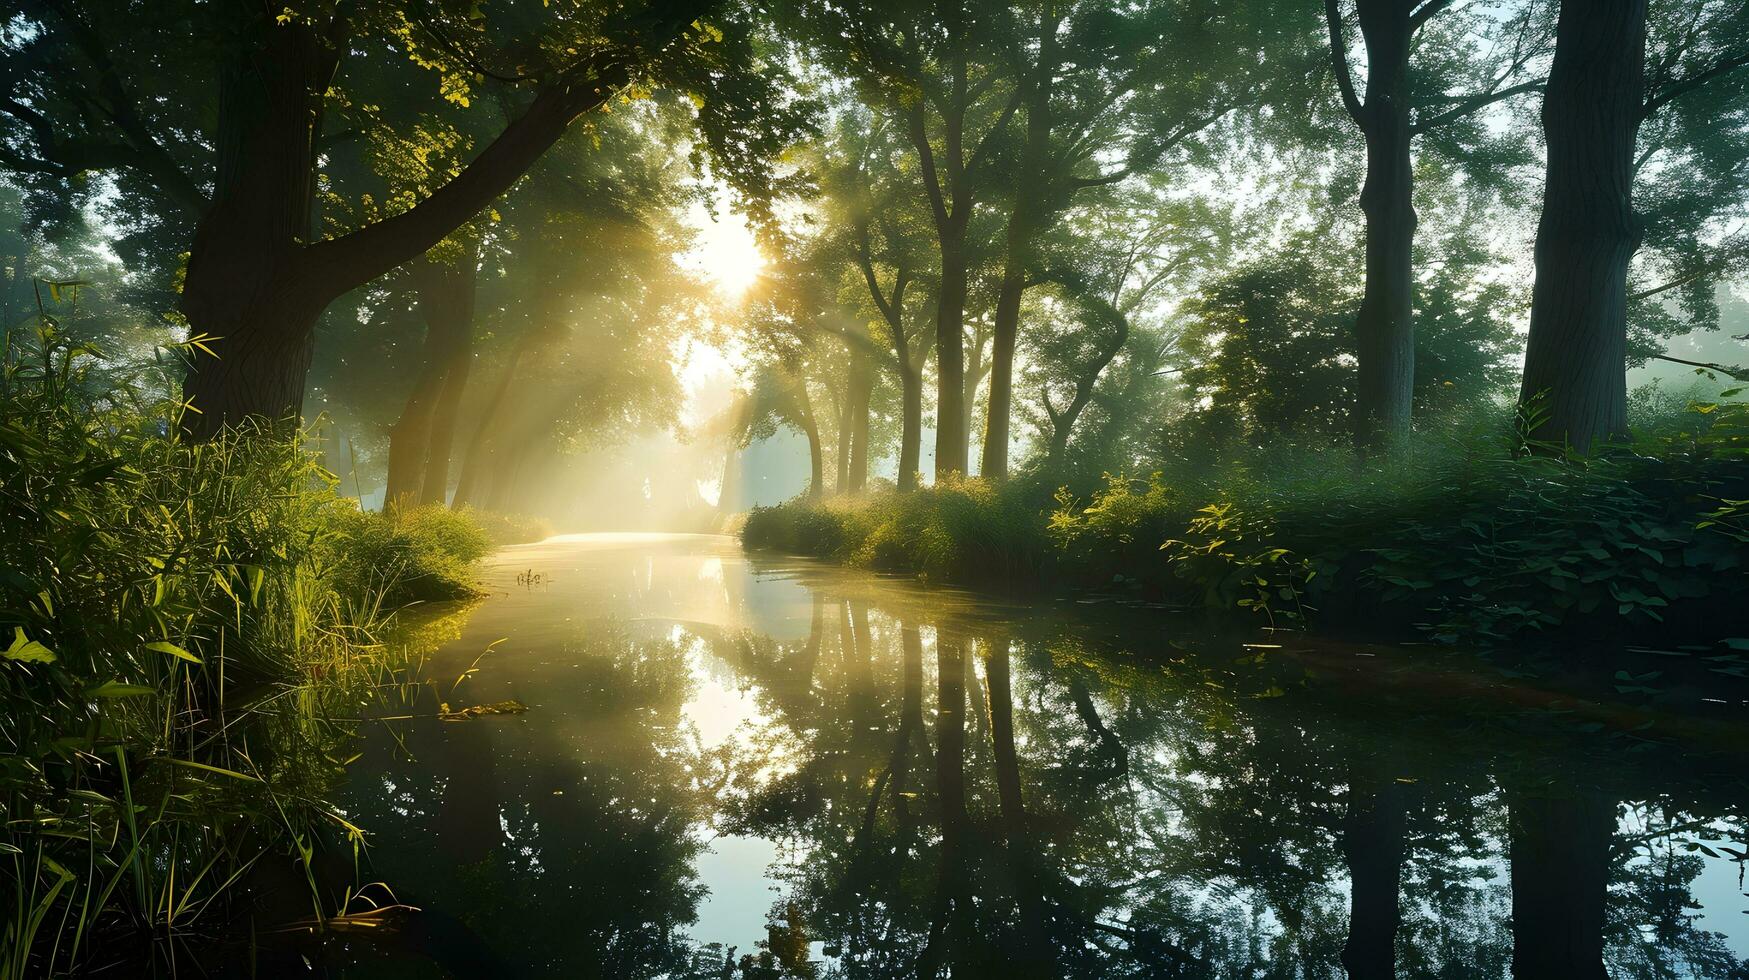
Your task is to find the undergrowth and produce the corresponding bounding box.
[0,318,487,975]
[744,392,1749,645]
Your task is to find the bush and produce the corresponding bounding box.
[334,503,491,604]
[457,506,554,546]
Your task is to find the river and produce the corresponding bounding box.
[293,532,1748,978]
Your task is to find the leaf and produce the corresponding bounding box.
[145,640,201,664]
[3,627,55,663]
[87,681,155,698]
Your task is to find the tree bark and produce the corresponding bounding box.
[897,364,924,492]
[1518,0,1646,453]
[420,354,472,506]
[1508,791,1615,980]
[1348,0,1418,453]
[846,351,874,492]
[176,12,336,439]
[933,244,970,478]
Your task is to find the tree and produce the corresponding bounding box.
[782,0,1020,479]
[1,0,804,438]
[981,0,1323,479]
[1519,0,1749,453]
[1325,0,1549,451]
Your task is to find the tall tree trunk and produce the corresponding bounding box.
[1350,0,1417,453]
[385,248,477,509]
[983,13,1058,481]
[419,245,479,505]
[1508,790,1615,980]
[846,355,874,492]
[898,363,924,492]
[420,354,472,506]
[451,345,525,510]
[1518,0,1645,453]
[835,384,852,494]
[961,323,988,470]
[1341,764,1407,980]
[383,368,445,509]
[934,244,970,478]
[177,14,336,439]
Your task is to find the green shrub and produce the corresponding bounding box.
[457,506,554,546]
[333,503,491,604]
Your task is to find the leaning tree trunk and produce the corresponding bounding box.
[1350,0,1417,454]
[1518,0,1646,453]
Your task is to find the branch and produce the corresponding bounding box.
[1652,353,1749,382]
[1325,0,1365,125]
[41,0,207,214]
[905,100,953,234]
[1408,0,1455,32]
[964,86,1024,184]
[300,50,635,299]
[1643,47,1749,120]
[1412,80,1544,134]
[1630,267,1714,303]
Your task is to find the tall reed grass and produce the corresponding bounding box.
[1,314,487,975]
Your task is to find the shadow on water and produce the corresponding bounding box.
[258,533,1749,979]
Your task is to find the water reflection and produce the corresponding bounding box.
[304,534,1748,979]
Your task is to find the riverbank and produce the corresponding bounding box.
[741,427,1749,650]
[0,329,495,975]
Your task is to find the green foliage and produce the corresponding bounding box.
[456,506,554,547]
[748,405,1749,646]
[0,323,487,973]
[744,478,1050,586]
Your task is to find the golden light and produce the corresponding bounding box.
[685,206,766,301]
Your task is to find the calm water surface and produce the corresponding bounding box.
[308,533,1748,978]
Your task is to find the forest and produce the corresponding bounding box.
[2,0,1748,977]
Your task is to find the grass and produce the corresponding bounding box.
[744,395,1749,646]
[0,320,491,975]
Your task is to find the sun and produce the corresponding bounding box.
[685,205,766,301]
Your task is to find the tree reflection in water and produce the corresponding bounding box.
[323,539,1749,979]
